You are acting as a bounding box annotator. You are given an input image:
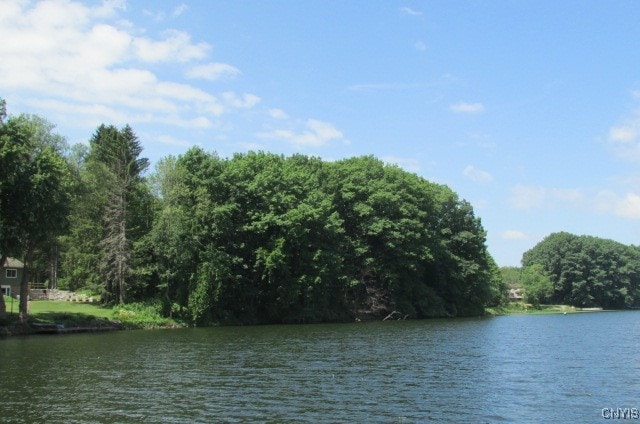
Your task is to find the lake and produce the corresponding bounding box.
[1,311,639,423]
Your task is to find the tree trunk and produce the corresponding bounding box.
[49,244,58,289]
[0,291,5,318]
[118,200,126,304]
[0,255,6,318]
[101,185,129,305]
[18,249,33,324]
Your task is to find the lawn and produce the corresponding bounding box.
[31,299,112,317]
[2,295,183,329]
[3,295,114,327]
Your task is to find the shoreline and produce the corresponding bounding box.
[485,305,623,316]
[2,304,633,338]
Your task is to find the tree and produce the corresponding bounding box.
[0,113,72,322]
[58,144,106,293]
[425,190,498,316]
[520,264,553,307]
[87,125,149,304]
[143,151,219,320]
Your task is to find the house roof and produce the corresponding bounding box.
[1,257,24,268]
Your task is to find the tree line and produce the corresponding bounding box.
[1,104,505,324]
[520,232,640,309]
[500,232,640,309]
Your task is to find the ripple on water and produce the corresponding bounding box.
[1,313,640,422]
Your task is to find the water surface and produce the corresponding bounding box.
[1,311,638,422]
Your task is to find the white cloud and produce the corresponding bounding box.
[501,230,529,240]
[133,30,209,63]
[222,92,261,109]
[307,119,343,140]
[93,0,127,18]
[450,101,485,114]
[155,81,213,103]
[596,191,640,220]
[259,119,344,147]
[400,7,423,16]
[0,0,259,134]
[144,3,188,22]
[606,90,640,162]
[609,126,637,142]
[186,63,241,81]
[608,122,640,162]
[268,108,289,120]
[618,193,640,219]
[172,4,188,17]
[463,165,493,183]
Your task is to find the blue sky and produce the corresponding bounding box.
[2,0,640,266]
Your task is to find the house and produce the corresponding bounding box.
[508,288,524,302]
[0,257,24,298]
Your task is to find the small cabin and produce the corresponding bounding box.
[0,257,24,298]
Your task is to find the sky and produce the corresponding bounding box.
[2,0,640,267]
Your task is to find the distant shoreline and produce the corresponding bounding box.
[485,304,626,316]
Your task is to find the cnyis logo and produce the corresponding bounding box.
[602,408,640,420]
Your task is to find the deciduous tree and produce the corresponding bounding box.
[0,112,72,322]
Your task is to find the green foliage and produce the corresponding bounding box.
[520,264,553,307]
[58,153,107,292]
[0,110,74,321]
[1,103,502,325]
[523,232,640,308]
[59,124,151,304]
[3,299,180,329]
[112,301,180,329]
[500,266,522,287]
[144,150,497,324]
[485,258,509,307]
[0,115,72,254]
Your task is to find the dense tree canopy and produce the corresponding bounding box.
[143,149,502,324]
[2,101,504,325]
[522,232,640,308]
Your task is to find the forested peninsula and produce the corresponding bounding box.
[0,104,506,325]
[522,232,640,309]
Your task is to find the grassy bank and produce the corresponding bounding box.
[486,302,603,316]
[1,295,184,333]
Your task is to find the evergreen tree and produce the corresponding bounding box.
[86,125,149,304]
